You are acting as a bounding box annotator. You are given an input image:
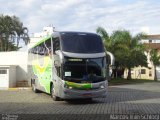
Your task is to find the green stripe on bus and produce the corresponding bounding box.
[31,35,52,49]
[65,81,92,89]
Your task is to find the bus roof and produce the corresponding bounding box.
[30,31,100,49]
[58,31,98,36]
[31,35,52,49]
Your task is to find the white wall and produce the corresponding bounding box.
[141,39,160,43]
[156,66,160,81]
[9,66,16,87]
[28,27,54,49]
[0,51,28,82]
[28,37,40,49]
[0,66,9,88]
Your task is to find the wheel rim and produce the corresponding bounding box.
[32,84,36,91]
[51,85,54,97]
[51,84,59,101]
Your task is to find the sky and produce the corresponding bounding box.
[0,0,160,49]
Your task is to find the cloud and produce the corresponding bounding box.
[141,26,150,34]
[0,0,160,36]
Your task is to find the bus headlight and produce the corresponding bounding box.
[100,85,104,89]
[64,83,68,88]
[69,86,73,89]
[64,83,73,89]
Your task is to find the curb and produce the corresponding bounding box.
[6,87,32,91]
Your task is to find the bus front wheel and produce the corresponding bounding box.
[51,84,60,101]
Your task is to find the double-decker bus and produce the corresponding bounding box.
[28,31,113,101]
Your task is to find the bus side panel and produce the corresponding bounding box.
[32,56,52,94]
[28,37,53,94]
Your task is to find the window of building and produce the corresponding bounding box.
[149,40,152,43]
[149,71,152,77]
[141,69,146,74]
[0,70,7,74]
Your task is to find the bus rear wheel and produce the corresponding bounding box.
[51,84,60,101]
[32,84,39,93]
[31,79,39,93]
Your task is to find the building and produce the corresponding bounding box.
[0,51,28,89]
[124,34,160,80]
[140,35,160,44]
[0,27,55,89]
[28,26,55,49]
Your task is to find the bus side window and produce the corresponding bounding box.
[34,46,37,54]
[38,43,45,55]
[33,48,35,54]
[42,43,46,55]
[57,67,61,77]
[53,37,60,54]
[44,39,51,56]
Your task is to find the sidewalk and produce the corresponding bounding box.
[0,87,32,91]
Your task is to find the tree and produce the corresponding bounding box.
[111,30,148,79]
[0,14,29,51]
[96,27,115,78]
[96,27,125,78]
[0,15,13,51]
[96,27,111,51]
[11,16,29,47]
[96,27,148,80]
[0,40,19,51]
[150,49,160,81]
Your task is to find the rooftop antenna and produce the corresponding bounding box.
[53,26,56,32]
[51,24,56,32]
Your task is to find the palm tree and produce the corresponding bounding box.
[0,15,14,51]
[96,27,113,52]
[0,14,29,51]
[150,49,160,81]
[96,27,116,78]
[111,30,147,80]
[96,27,148,80]
[11,16,30,47]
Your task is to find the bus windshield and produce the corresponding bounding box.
[60,32,104,53]
[63,57,106,82]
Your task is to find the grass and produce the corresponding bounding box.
[108,78,159,86]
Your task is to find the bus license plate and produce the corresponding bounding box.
[82,93,92,97]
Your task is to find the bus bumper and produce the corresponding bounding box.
[61,87,107,99]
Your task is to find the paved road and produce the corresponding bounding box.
[0,82,160,119]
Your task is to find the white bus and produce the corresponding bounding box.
[28,31,113,101]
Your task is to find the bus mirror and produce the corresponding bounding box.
[106,51,115,66]
[54,60,60,66]
[55,50,60,55]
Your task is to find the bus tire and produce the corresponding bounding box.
[32,84,39,93]
[31,79,39,93]
[86,98,92,101]
[51,84,60,101]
